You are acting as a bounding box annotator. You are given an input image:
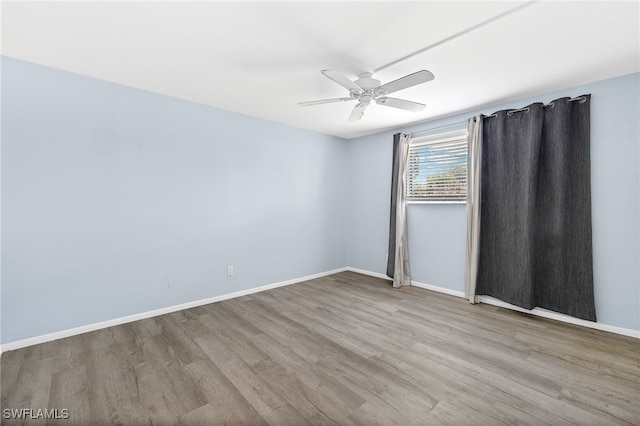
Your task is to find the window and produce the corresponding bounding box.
[406,129,468,203]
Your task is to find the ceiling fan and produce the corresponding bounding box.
[298,69,435,121]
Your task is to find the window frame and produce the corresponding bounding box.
[406,128,469,204]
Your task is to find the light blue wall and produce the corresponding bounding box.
[2,56,638,343]
[348,72,640,332]
[1,57,348,343]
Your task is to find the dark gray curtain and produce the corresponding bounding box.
[387,133,401,278]
[477,95,596,321]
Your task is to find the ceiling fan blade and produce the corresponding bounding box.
[298,97,354,106]
[348,102,369,122]
[376,97,426,112]
[322,69,361,92]
[378,70,435,95]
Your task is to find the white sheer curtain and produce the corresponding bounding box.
[464,116,483,302]
[393,133,411,288]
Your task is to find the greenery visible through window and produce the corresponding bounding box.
[406,129,468,203]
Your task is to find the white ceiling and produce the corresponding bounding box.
[2,1,639,139]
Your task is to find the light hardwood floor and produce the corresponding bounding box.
[2,271,639,425]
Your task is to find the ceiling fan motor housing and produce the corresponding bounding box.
[354,72,381,89]
[353,73,388,100]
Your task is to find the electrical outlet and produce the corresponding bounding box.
[227,266,234,276]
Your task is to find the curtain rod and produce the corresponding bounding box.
[485,95,587,119]
[410,121,467,138]
[410,95,587,136]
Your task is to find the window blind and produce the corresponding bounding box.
[407,130,468,202]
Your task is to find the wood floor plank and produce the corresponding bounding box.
[373,348,571,426]
[182,358,266,425]
[2,271,639,425]
[47,363,90,425]
[410,341,610,425]
[248,332,367,413]
[193,333,297,421]
[559,385,639,425]
[251,358,357,425]
[429,399,508,426]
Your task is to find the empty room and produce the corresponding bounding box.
[1,1,639,425]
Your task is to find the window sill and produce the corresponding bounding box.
[407,200,467,205]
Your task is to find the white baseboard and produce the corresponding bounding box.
[2,266,637,353]
[476,296,640,339]
[344,267,467,299]
[410,280,466,298]
[344,267,391,281]
[348,267,639,339]
[0,267,348,354]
